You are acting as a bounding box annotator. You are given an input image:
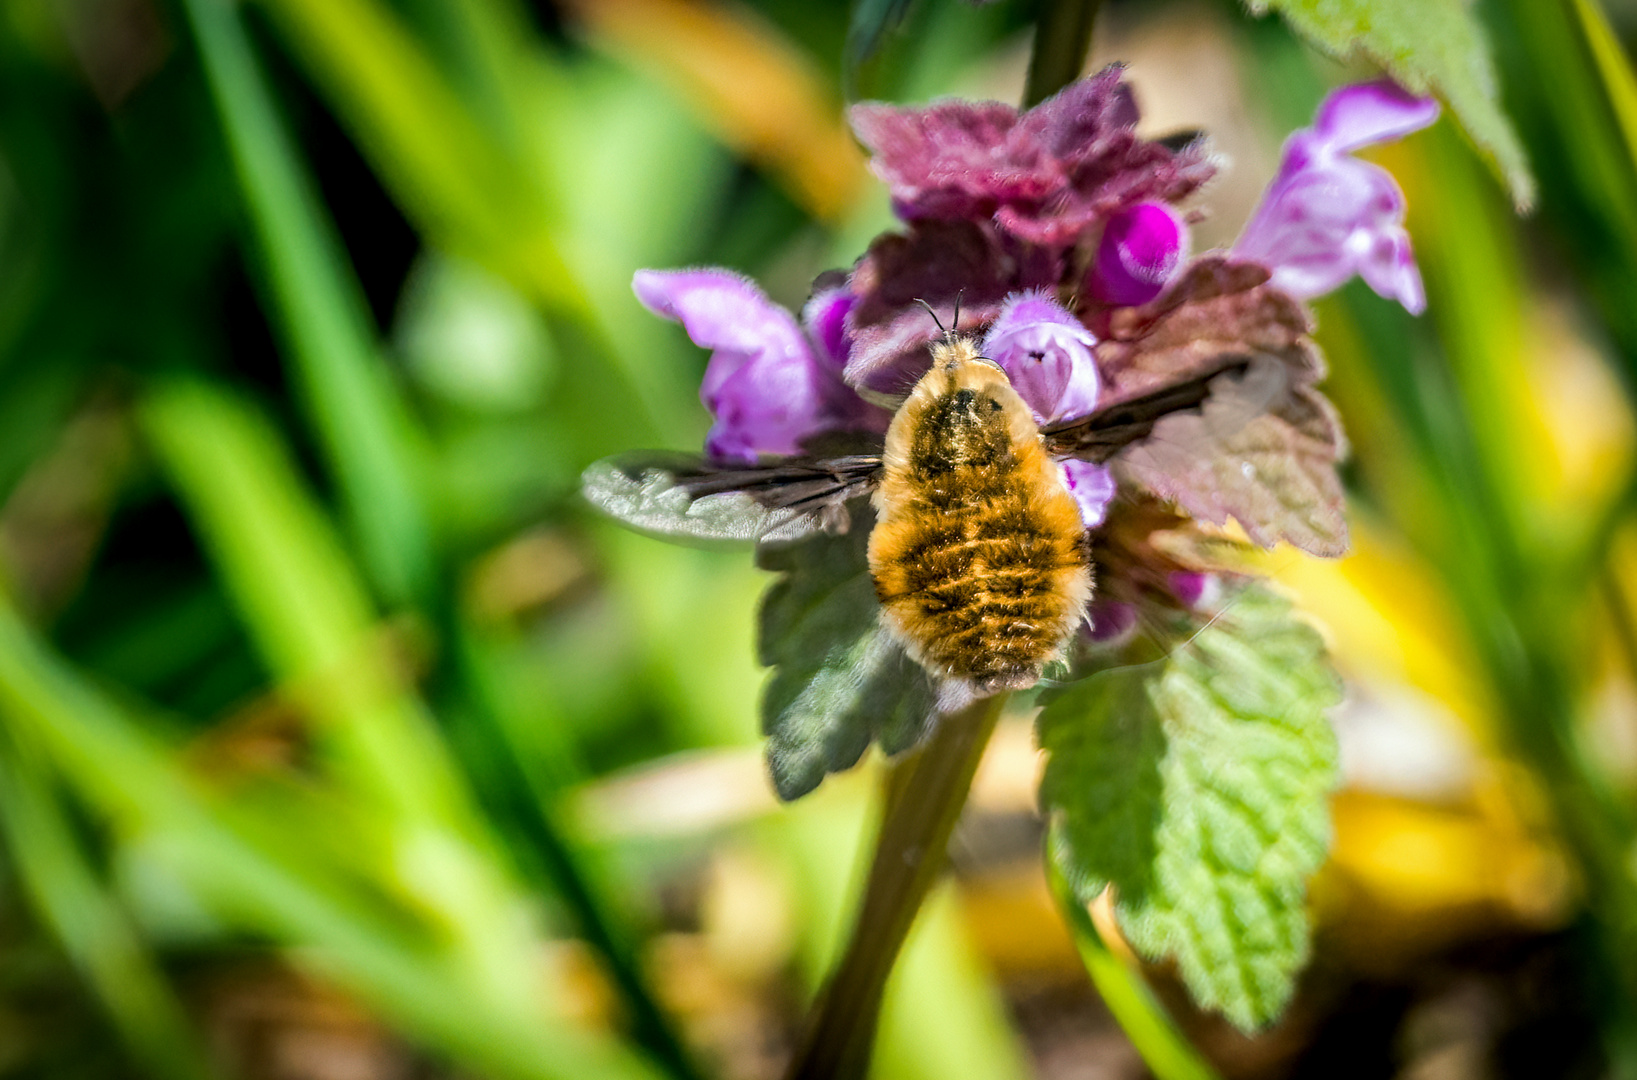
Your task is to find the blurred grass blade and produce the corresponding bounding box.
[0,593,666,1080]
[143,379,693,1075]
[248,0,695,443]
[1047,863,1220,1080]
[565,0,865,221]
[448,620,705,1080]
[142,378,454,823]
[182,0,434,607]
[0,737,216,1080]
[248,0,583,313]
[843,0,914,97]
[1571,0,1637,186]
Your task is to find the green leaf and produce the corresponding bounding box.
[1246,0,1536,208]
[756,519,936,800]
[1038,585,1341,1030]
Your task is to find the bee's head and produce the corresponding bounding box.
[916,296,1002,374]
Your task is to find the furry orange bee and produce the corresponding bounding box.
[868,333,1092,696]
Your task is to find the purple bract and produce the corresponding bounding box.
[850,66,1215,248]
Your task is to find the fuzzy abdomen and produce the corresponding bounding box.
[869,354,1092,692]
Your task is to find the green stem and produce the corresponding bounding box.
[784,693,1006,1080]
[1024,0,1102,107]
[1047,863,1221,1080]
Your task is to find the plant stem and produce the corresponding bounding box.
[784,693,1006,1080]
[1024,0,1102,106]
[1047,863,1221,1080]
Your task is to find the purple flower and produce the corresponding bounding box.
[980,292,1100,425]
[850,66,1214,248]
[1089,201,1186,307]
[1234,80,1439,314]
[1061,459,1116,529]
[1085,600,1138,644]
[633,269,886,464]
[1167,570,1220,610]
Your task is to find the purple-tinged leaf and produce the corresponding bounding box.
[851,67,1215,247]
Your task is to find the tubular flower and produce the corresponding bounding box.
[633,269,888,464]
[1234,80,1440,313]
[1089,201,1187,307]
[981,292,1100,426]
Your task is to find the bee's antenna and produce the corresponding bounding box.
[951,290,964,333]
[913,298,946,335]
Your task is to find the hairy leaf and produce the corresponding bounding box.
[1246,0,1534,207]
[1117,368,1349,556]
[1039,585,1341,1030]
[1095,258,1348,557]
[757,519,936,800]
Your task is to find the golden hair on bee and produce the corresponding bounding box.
[867,330,1093,696]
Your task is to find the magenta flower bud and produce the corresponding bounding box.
[1089,201,1186,307]
[634,268,879,464]
[1085,600,1138,644]
[1168,570,1220,610]
[1234,80,1439,314]
[980,291,1100,425]
[1061,459,1116,529]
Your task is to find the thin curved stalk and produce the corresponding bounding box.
[1047,862,1220,1080]
[1024,0,1102,106]
[784,692,1005,1080]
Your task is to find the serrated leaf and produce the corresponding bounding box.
[1095,258,1349,557]
[757,519,936,800]
[1246,0,1535,207]
[1117,372,1349,557]
[1039,585,1341,1030]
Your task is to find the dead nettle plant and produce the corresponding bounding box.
[585,15,1448,1076]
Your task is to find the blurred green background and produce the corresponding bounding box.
[4,0,1637,1076]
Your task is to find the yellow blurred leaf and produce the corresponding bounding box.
[565,0,866,221]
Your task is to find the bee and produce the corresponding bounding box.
[583,322,1288,700]
[868,332,1091,696]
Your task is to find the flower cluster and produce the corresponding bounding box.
[633,69,1436,616]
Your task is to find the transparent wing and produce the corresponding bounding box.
[1041,353,1260,462]
[580,451,882,546]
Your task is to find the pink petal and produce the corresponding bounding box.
[1314,80,1441,155]
[1232,79,1435,313]
[1089,201,1187,307]
[634,268,849,463]
[1061,459,1116,529]
[981,292,1100,424]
